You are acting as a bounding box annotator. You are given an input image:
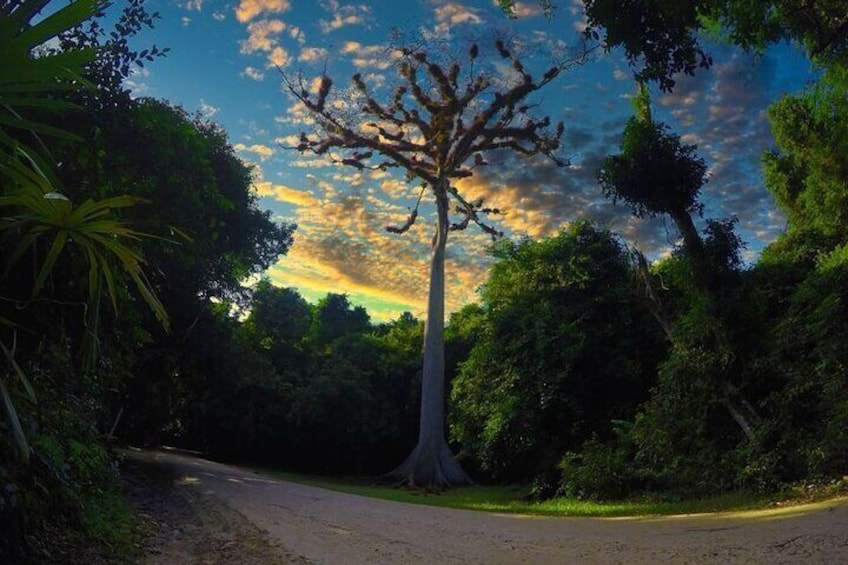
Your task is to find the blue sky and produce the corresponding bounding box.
[127,0,815,321]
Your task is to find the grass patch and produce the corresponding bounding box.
[80,489,145,549]
[260,468,800,518]
[78,487,147,560]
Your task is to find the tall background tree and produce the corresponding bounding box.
[285,39,591,486]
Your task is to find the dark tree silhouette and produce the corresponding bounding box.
[283,40,590,486]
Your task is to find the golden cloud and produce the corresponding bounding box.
[240,19,285,54]
[267,46,291,67]
[339,41,393,69]
[234,143,275,160]
[235,0,290,23]
[319,2,369,33]
[298,47,328,63]
[253,181,319,207]
[454,176,564,238]
[262,175,494,322]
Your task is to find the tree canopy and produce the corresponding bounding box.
[501,0,847,90]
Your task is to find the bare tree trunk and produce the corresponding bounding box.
[106,407,124,443]
[389,184,471,487]
[670,209,711,295]
[669,209,762,440]
[633,249,673,341]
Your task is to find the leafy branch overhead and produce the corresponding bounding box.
[283,40,591,239]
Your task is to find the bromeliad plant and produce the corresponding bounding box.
[0,0,168,463]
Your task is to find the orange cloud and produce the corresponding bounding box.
[240,19,285,53]
[298,47,328,63]
[267,46,292,67]
[234,143,275,160]
[235,0,290,23]
[264,178,492,321]
[319,2,369,33]
[339,41,395,69]
[454,176,565,238]
[253,181,319,207]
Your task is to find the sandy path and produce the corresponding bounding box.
[131,448,848,564]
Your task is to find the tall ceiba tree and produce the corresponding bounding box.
[285,41,588,486]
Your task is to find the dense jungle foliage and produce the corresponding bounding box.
[2,0,847,559]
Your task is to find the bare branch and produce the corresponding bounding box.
[280,39,593,241]
[386,184,427,234]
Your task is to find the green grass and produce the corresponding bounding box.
[260,469,796,518]
[79,488,147,558]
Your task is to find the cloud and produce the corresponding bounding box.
[124,66,150,98]
[180,0,204,10]
[319,1,370,33]
[240,19,286,54]
[612,68,629,81]
[254,181,319,206]
[339,41,395,69]
[256,170,494,320]
[288,25,306,44]
[568,0,588,32]
[229,4,804,320]
[650,48,786,252]
[235,0,291,23]
[298,47,329,63]
[434,2,483,34]
[274,134,301,146]
[435,2,482,26]
[267,46,292,67]
[242,66,265,81]
[198,99,219,118]
[362,72,386,88]
[234,143,275,160]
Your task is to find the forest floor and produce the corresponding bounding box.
[124,447,848,564]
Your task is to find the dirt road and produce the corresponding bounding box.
[128,448,848,564]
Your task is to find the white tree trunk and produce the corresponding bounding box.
[388,185,471,486]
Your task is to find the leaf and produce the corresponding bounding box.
[10,0,102,51]
[98,252,119,314]
[32,230,68,296]
[0,340,35,403]
[0,375,30,462]
[0,112,83,140]
[3,230,39,277]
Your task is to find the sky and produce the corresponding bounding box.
[124,0,815,321]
